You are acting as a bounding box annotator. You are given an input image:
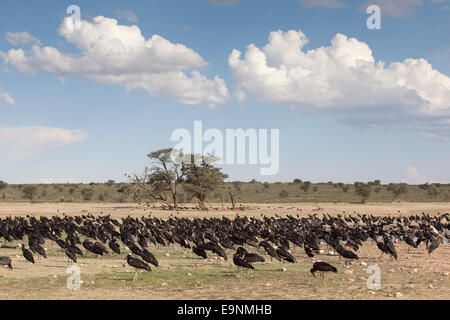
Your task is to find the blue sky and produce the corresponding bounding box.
[0,0,449,184]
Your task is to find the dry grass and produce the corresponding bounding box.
[0,202,449,300]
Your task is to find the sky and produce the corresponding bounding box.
[0,0,449,184]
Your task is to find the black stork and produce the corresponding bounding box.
[126,254,151,282]
[233,250,254,277]
[22,244,35,264]
[310,261,337,285]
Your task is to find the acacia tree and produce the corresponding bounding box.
[300,181,311,194]
[128,148,186,209]
[183,155,228,210]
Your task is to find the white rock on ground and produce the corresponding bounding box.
[344,270,353,275]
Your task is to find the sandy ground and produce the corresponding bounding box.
[1,201,450,219]
[0,202,449,300]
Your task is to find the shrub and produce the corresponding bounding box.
[300,181,311,194]
[355,183,371,203]
[81,188,94,201]
[279,190,289,198]
[22,185,37,200]
[106,180,115,186]
[117,185,127,193]
[427,188,438,198]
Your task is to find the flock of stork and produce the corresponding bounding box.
[0,211,448,284]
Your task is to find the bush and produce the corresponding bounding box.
[355,183,371,203]
[427,188,438,198]
[117,185,127,193]
[300,181,311,194]
[279,190,289,198]
[419,183,430,190]
[106,180,115,186]
[81,188,94,201]
[387,183,408,198]
[22,185,37,200]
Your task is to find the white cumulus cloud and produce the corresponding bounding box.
[0,126,88,161]
[1,16,229,106]
[234,89,247,103]
[228,29,450,137]
[406,166,427,184]
[0,92,15,105]
[6,31,42,46]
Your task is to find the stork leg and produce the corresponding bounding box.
[133,270,138,282]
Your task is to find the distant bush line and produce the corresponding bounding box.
[1,179,449,204]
